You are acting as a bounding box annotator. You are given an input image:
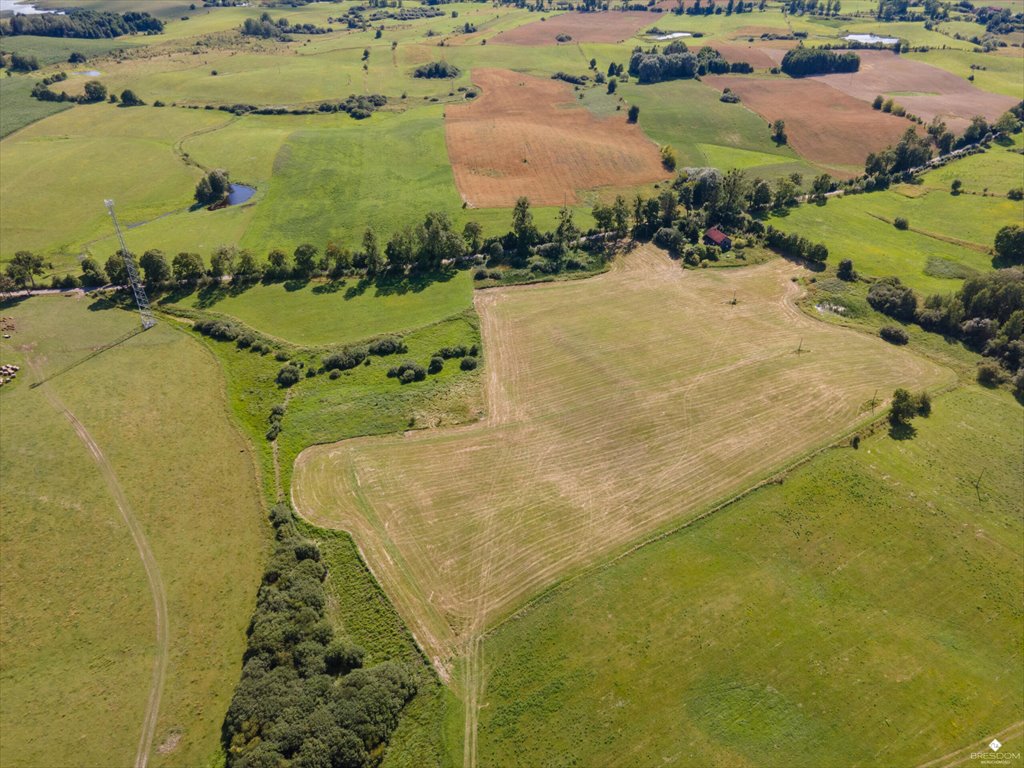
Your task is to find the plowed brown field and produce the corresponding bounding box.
[704,75,912,174]
[815,50,1018,134]
[292,246,953,673]
[491,10,657,44]
[445,68,672,207]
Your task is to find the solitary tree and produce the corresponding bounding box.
[994,224,1024,265]
[119,89,145,107]
[627,104,640,123]
[771,119,787,145]
[888,388,917,427]
[83,80,107,103]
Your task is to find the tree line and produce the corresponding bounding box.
[628,41,751,84]
[0,9,163,38]
[240,12,331,40]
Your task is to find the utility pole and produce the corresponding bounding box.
[104,199,156,330]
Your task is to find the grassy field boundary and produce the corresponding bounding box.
[864,210,992,254]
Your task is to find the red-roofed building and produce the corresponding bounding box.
[703,226,732,251]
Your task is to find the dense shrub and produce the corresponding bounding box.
[276,365,301,387]
[867,277,917,321]
[221,504,417,767]
[837,259,856,281]
[323,347,368,371]
[367,336,407,356]
[437,345,468,359]
[413,61,460,78]
[879,325,909,344]
[428,356,444,374]
[460,356,478,370]
[977,361,1006,386]
[387,361,427,382]
[894,217,909,230]
[764,226,828,262]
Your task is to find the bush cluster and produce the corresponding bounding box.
[879,325,909,344]
[387,361,427,383]
[764,226,828,262]
[780,47,859,77]
[413,61,460,78]
[367,336,407,356]
[323,347,368,372]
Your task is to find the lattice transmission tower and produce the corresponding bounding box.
[104,199,156,330]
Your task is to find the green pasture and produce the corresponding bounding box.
[0,103,229,269]
[0,34,140,66]
[620,78,815,178]
[476,384,1023,767]
[165,269,474,347]
[842,19,978,48]
[906,48,1024,98]
[0,74,71,138]
[772,185,1020,294]
[630,6,794,41]
[0,296,266,768]
[918,133,1024,195]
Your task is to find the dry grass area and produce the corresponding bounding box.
[714,41,790,68]
[816,50,1018,134]
[704,75,911,174]
[292,247,952,674]
[491,10,657,44]
[445,69,671,207]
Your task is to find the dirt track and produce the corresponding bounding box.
[445,69,671,207]
[30,360,168,768]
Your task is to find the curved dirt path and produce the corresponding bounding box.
[29,359,169,768]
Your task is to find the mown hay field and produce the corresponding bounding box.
[475,385,1024,767]
[293,247,953,671]
[0,296,266,768]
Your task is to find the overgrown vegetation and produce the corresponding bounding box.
[0,9,163,38]
[780,46,860,77]
[222,504,418,767]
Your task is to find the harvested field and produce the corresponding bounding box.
[704,75,911,174]
[445,69,671,207]
[491,10,656,44]
[713,40,790,69]
[292,247,952,672]
[815,50,1018,134]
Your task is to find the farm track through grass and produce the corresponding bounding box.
[292,246,954,680]
[0,296,266,768]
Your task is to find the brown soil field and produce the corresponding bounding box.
[713,40,789,68]
[815,50,1018,134]
[292,246,952,672]
[445,69,671,207]
[491,10,657,44]
[704,75,912,174]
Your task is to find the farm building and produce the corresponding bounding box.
[704,226,732,251]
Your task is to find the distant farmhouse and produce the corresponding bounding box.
[704,226,732,251]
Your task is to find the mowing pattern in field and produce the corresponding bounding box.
[475,386,1023,767]
[816,50,1018,134]
[293,248,952,671]
[445,69,671,207]
[704,75,912,174]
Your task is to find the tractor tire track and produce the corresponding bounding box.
[29,359,168,768]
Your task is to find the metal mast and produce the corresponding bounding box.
[104,199,156,330]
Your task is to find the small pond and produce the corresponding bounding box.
[844,33,899,44]
[0,0,60,14]
[227,184,256,206]
[73,70,102,77]
[651,31,692,40]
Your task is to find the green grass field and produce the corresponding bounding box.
[619,78,815,179]
[0,296,266,768]
[165,270,474,347]
[772,141,1024,294]
[0,75,71,139]
[475,384,1023,767]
